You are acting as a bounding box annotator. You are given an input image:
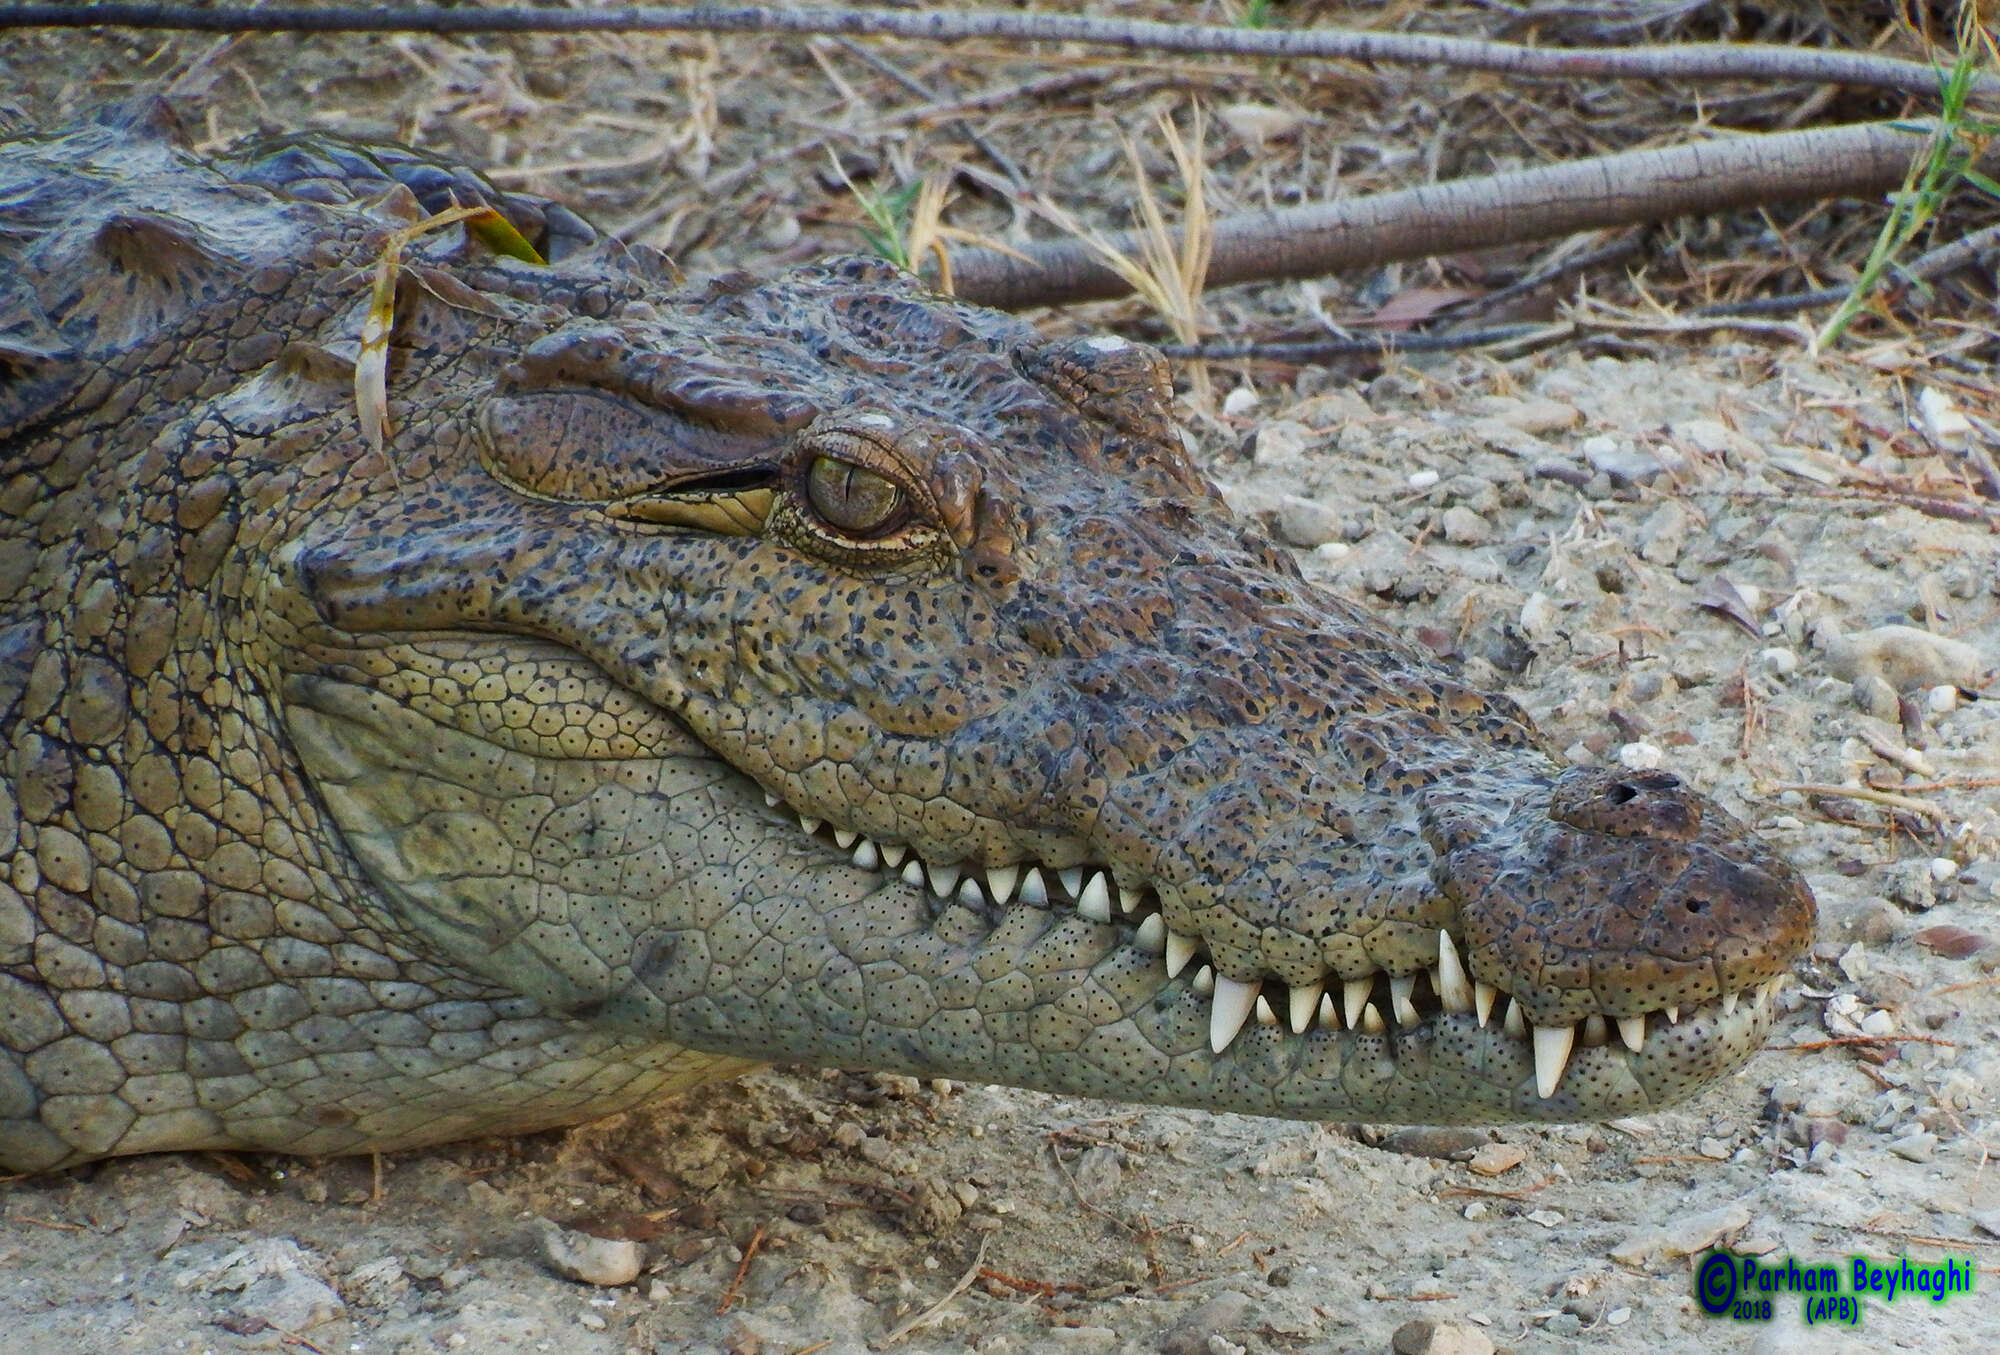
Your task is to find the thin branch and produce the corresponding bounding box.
[946,120,1993,308]
[1163,321,1567,363]
[1693,220,2000,318]
[8,4,1992,100]
[824,37,1029,194]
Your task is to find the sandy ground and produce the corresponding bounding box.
[3,9,1998,1354]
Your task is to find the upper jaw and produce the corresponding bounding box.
[771,745,1814,1106]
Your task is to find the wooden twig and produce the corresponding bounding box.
[1695,220,2000,319]
[824,37,1029,194]
[949,121,1992,308]
[716,1223,765,1315]
[1164,321,1566,364]
[1854,724,1939,780]
[1772,1034,1958,1050]
[875,1234,989,1349]
[11,4,1989,100]
[1773,782,1957,824]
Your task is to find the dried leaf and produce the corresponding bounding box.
[354,204,489,465]
[1217,101,1304,149]
[1694,576,1764,640]
[1371,286,1481,330]
[1912,925,1990,958]
[462,206,545,265]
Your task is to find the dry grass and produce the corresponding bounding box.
[6,0,1994,397]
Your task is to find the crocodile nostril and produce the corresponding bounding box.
[1684,897,1709,914]
[1607,782,1639,805]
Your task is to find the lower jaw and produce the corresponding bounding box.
[820,965,1782,1126]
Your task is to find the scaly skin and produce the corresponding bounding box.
[0,106,1814,1172]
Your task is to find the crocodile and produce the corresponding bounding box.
[0,104,1815,1173]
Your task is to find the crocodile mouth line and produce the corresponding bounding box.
[770,795,1786,1100]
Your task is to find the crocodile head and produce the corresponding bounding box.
[4,116,1815,1169]
[274,254,1813,1123]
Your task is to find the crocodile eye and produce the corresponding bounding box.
[806,455,906,536]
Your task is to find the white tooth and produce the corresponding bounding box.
[799,816,822,836]
[1058,867,1085,898]
[957,878,983,907]
[1474,980,1497,1028]
[1210,976,1259,1053]
[851,840,879,870]
[985,865,1020,903]
[880,843,908,868]
[1165,930,1199,978]
[1360,1002,1385,1035]
[834,828,858,850]
[1532,1023,1576,1098]
[1018,868,1048,905]
[929,863,961,897]
[1114,881,1139,915]
[1436,932,1473,1013]
[1134,914,1166,952]
[1289,981,1324,1035]
[1665,1005,1679,1025]
[1722,990,1739,1016]
[1316,993,1338,1030]
[1502,998,1526,1039]
[1254,994,1278,1026]
[1343,976,1372,1028]
[1389,974,1418,1026]
[1193,965,1215,996]
[1617,1015,1646,1053]
[1581,1014,1608,1047]
[901,859,926,888]
[1077,874,1113,923]
[764,791,781,808]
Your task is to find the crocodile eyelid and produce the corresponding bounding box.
[605,487,776,535]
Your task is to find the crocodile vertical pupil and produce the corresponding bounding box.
[806,455,903,534]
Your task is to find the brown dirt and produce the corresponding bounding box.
[2,7,1996,1353]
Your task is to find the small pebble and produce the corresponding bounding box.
[1378,1127,1489,1159]
[1221,384,1261,416]
[1467,1142,1528,1176]
[1252,420,1309,465]
[1518,591,1559,641]
[1581,435,1669,484]
[1821,624,1983,692]
[1850,674,1901,721]
[1860,1008,1896,1037]
[1927,684,1961,714]
[1931,858,1959,883]
[1440,505,1491,545]
[1888,1131,1937,1163]
[1756,647,1799,679]
[1485,396,1580,434]
[1391,1319,1496,1355]
[535,1220,643,1287]
[1617,742,1664,771]
[1408,469,1441,491]
[1918,386,1973,446]
[1275,495,1343,548]
[1158,1290,1251,1355]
